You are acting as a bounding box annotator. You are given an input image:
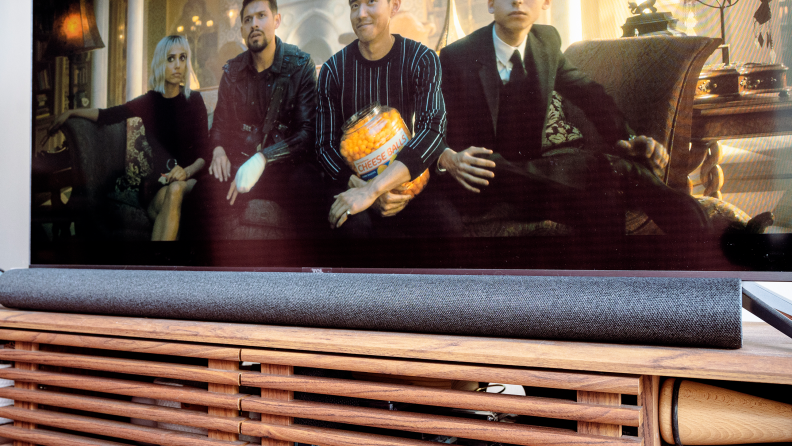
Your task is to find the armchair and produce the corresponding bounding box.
[464,35,769,236]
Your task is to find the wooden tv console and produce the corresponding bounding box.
[0,309,789,446]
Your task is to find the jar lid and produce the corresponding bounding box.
[342,102,382,133]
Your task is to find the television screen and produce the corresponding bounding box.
[28,0,792,277]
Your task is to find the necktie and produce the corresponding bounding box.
[509,50,526,84]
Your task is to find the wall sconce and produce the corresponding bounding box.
[227,9,238,27]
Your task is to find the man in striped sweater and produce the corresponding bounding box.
[316,0,463,238]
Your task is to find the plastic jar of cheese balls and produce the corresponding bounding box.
[339,102,430,197]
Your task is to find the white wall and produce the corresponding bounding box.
[0,1,32,271]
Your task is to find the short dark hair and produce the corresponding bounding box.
[241,0,277,19]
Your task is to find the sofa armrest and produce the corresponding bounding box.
[61,117,127,236]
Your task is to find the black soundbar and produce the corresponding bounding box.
[0,268,742,348]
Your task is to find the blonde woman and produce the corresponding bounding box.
[48,35,208,241]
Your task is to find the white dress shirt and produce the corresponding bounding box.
[493,26,526,83]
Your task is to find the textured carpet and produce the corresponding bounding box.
[0,268,742,348]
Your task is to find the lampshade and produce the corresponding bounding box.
[44,0,105,59]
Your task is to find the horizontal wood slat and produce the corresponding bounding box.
[241,396,641,446]
[0,349,239,385]
[241,349,639,394]
[241,371,641,426]
[0,387,245,434]
[0,406,249,446]
[0,425,130,446]
[241,420,450,446]
[0,328,239,360]
[0,368,241,410]
[2,311,789,384]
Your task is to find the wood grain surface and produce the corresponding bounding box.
[639,375,661,446]
[241,420,465,446]
[0,328,239,360]
[207,359,241,441]
[659,379,792,445]
[577,391,621,437]
[1,310,788,384]
[241,371,641,426]
[0,425,131,446]
[11,341,37,446]
[258,363,293,446]
[0,406,249,446]
[241,349,639,394]
[0,387,245,433]
[0,368,242,409]
[0,349,239,385]
[241,395,641,445]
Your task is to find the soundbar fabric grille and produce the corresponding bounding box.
[0,269,742,348]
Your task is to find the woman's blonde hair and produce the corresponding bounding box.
[148,35,193,97]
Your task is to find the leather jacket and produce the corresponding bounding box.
[209,37,317,167]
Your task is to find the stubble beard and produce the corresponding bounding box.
[247,34,269,53]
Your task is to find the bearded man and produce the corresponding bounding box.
[185,0,326,240]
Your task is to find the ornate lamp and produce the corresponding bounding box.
[691,0,740,64]
[436,0,466,52]
[44,0,105,109]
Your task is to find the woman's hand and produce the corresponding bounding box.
[209,146,231,181]
[329,181,380,228]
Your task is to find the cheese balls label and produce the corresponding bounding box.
[353,128,409,180]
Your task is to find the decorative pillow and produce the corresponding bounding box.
[542,91,584,150]
[107,117,152,208]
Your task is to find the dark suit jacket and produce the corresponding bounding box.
[439,23,632,157]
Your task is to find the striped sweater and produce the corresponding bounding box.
[316,35,447,182]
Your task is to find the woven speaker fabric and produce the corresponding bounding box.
[0,268,742,348]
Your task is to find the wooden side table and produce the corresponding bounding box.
[0,309,789,445]
[687,93,792,198]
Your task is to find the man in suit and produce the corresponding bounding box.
[437,0,710,237]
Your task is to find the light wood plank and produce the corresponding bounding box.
[0,328,239,360]
[0,368,242,409]
[0,349,239,385]
[241,371,641,426]
[258,364,292,446]
[12,342,37,446]
[241,349,639,394]
[0,387,244,434]
[577,391,621,437]
[241,396,640,446]
[659,379,792,445]
[0,310,787,384]
[241,420,464,446]
[208,359,241,441]
[639,375,661,446]
[0,406,248,446]
[0,425,130,446]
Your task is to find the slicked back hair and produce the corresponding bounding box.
[241,0,277,19]
[148,35,193,97]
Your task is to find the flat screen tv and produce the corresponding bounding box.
[24,0,792,279]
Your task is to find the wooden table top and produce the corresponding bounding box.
[694,93,792,116]
[0,309,790,385]
[692,93,792,141]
